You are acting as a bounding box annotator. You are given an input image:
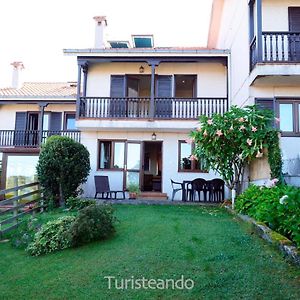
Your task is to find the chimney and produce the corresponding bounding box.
[11,61,24,89]
[93,16,107,48]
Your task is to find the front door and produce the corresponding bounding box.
[124,142,142,189]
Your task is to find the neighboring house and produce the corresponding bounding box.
[208,0,300,183]
[0,64,79,190]
[64,17,229,200]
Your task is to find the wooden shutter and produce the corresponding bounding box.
[14,112,27,146]
[110,75,126,117]
[255,99,274,112]
[288,7,300,60]
[155,75,172,118]
[50,112,62,131]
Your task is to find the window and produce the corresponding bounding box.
[278,100,300,135]
[64,113,76,130]
[98,140,125,169]
[178,141,205,172]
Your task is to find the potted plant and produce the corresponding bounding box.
[127,183,140,199]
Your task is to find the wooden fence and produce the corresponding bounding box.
[0,181,44,237]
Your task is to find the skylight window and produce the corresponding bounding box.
[108,41,130,48]
[132,35,154,48]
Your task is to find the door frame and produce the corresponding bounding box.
[140,140,163,192]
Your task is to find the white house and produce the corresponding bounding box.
[0,63,79,190]
[64,17,229,200]
[208,0,300,183]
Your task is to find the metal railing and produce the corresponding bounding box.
[79,97,228,119]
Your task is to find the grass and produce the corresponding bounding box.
[0,205,299,300]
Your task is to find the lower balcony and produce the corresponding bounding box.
[0,130,81,148]
[79,97,228,119]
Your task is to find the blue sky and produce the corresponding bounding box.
[0,0,213,87]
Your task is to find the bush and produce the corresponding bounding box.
[36,136,90,207]
[69,205,116,247]
[27,216,75,256]
[236,184,300,248]
[66,197,96,210]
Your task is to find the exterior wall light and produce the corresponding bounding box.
[139,65,145,73]
[151,132,157,140]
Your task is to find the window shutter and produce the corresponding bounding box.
[14,112,27,146]
[50,112,62,131]
[289,7,300,31]
[110,75,126,117]
[255,99,274,112]
[155,75,172,118]
[288,7,300,60]
[15,112,27,130]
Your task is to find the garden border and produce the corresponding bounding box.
[225,206,300,266]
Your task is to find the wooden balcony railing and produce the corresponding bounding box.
[250,32,300,69]
[79,97,228,119]
[0,130,81,147]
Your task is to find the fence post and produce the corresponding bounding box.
[13,177,18,225]
[39,183,44,213]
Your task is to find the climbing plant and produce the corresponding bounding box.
[190,105,283,208]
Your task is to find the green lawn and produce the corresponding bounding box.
[0,205,299,300]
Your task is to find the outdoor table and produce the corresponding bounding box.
[182,180,192,201]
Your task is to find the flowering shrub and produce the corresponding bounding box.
[236,184,300,248]
[190,105,282,205]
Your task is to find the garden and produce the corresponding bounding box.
[0,105,299,299]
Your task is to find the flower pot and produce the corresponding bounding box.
[129,192,137,199]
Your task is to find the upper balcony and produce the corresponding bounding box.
[248,1,300,85]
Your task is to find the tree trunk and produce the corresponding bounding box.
[59,182,65,207]
[231,189,236,210]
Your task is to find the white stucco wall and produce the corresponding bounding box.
[0,103,76,130]
[86,62,227,98]
[80,130,224,200]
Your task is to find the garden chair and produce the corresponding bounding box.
[94,175,125,200]
[208,178,225,202]
[189,178,209,202]
[170,179,184,201]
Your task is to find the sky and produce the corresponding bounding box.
[0,0,213,88]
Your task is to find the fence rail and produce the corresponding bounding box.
[0,130,81,147]
[0,181,44,236]
[79,97,228,119]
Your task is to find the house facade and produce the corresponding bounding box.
[0,67,79,190]
[64,17,229,199]
[208,0,300,183]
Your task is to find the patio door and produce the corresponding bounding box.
[124,142,142,189]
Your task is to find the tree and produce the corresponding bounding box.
[37,136,90,207]
[190,105,282,208]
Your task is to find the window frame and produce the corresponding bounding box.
[63,112,76,131]
[97,139,126,171]
[277,99,300,137]
[178,140,207,173]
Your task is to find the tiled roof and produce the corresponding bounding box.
[0,82,77,98]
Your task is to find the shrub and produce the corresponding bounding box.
[69,205,116,247]
[36,136,90,207]
[236,184,300,248]
[66,197,96,210]
[27,216,75,256]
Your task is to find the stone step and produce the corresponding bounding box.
[138,192,168,200]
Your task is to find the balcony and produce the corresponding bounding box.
[250,32,300,69]
[0,130,81,148]
[79,97,228,119]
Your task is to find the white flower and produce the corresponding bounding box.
[279,195,288,205]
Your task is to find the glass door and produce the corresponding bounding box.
[125,142,142,189]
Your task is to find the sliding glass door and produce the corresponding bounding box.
[125,142,141,188]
